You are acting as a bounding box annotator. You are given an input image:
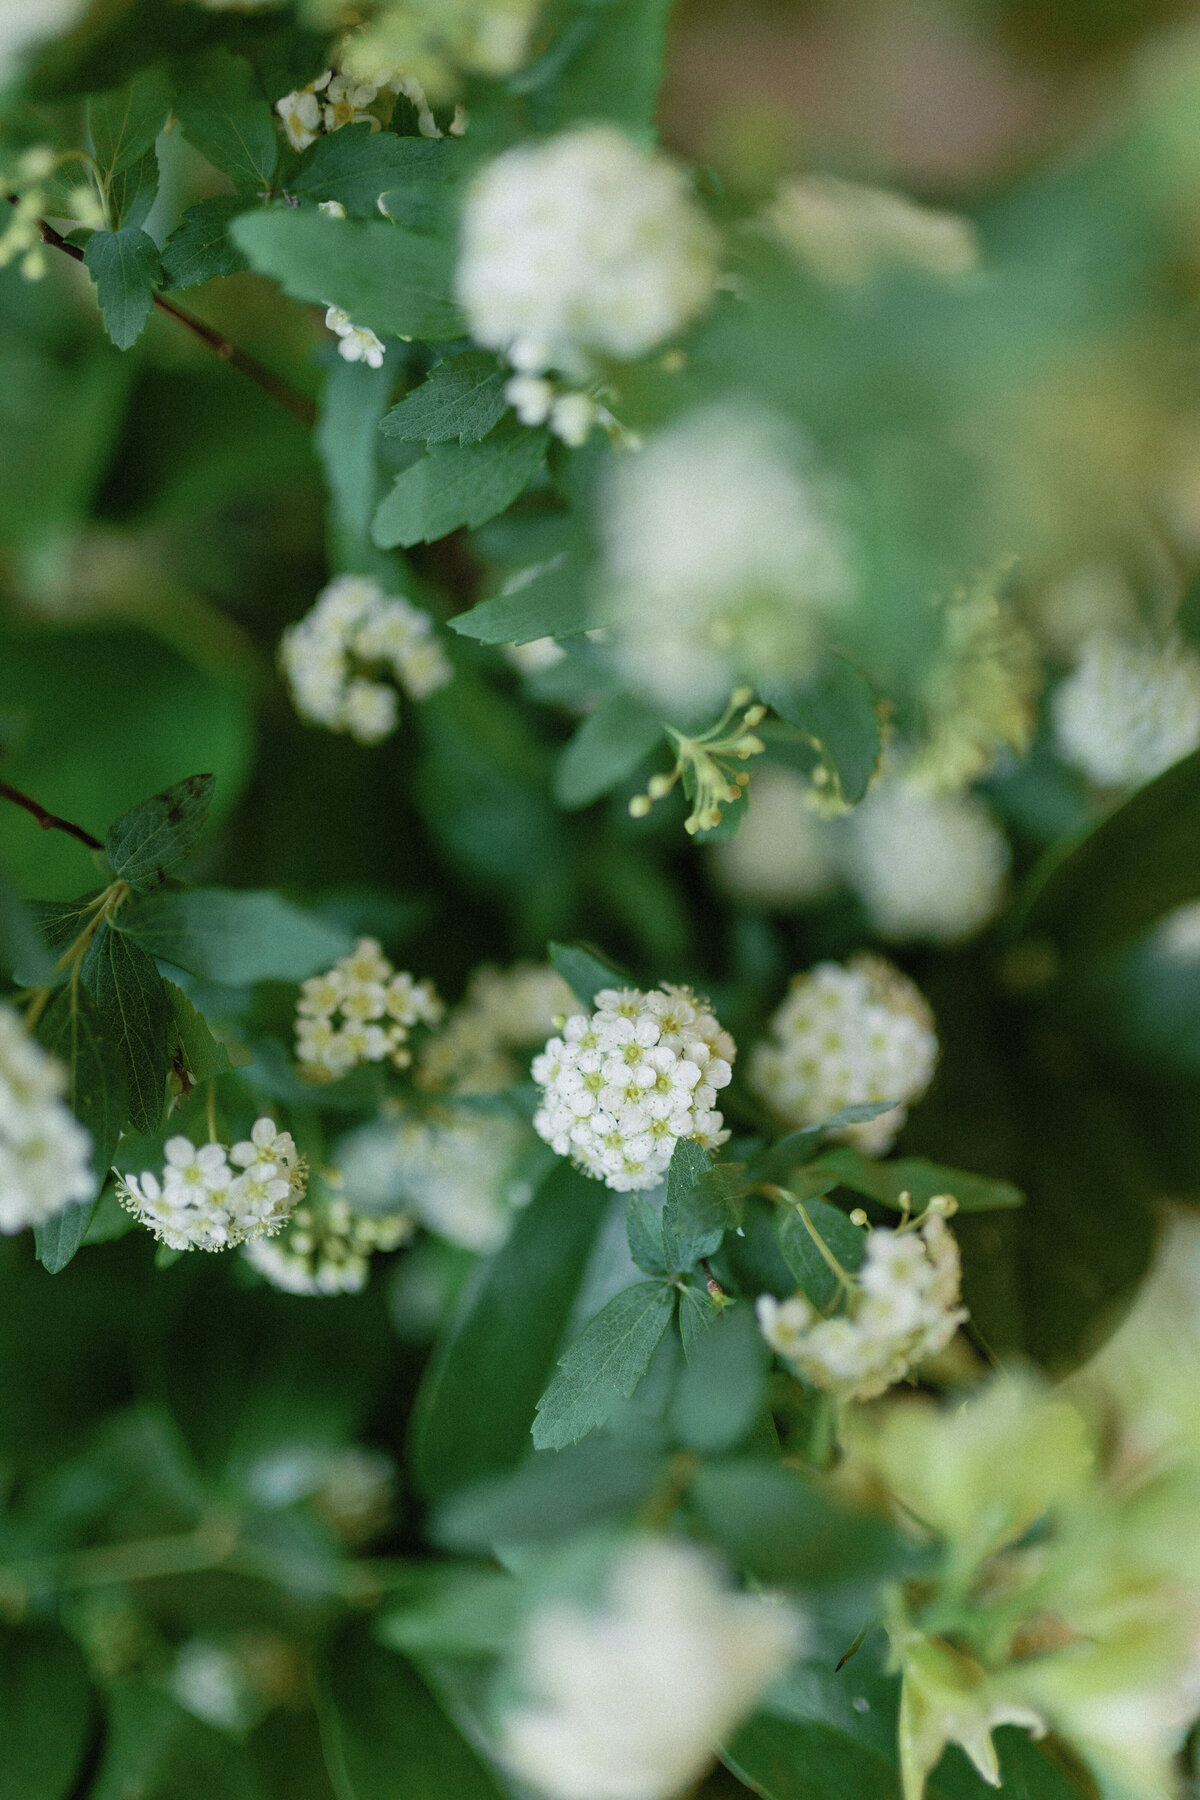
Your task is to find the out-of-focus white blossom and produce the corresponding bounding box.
[0,1004,94,1233]
[295,937,443,1077]
[171,1638,258,1732]
[843,775,1010,944]
[710,766,839,907]
[280,574,452,744]
[418,961,575,1095]
[456,126,719,379]
[768,175,979,283]
[324,304,387,368]
[603,405,854,720]
[757,1202,965,1404]
[749,956,938,1154]
[338,1107,532,1251]
[0,0,87,81]
[117,1118,305,1252]
[1052,631,1200,786]
[532,985,735,1192]
[243,1182,412,1294]
[501,1538,799,1800]
[331,0,539,99]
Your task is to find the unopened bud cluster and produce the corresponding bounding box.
[117,1118,305,1252]
[532,985,734,1191]
[280,574,452,744]
[324,305,387,369]
[296,938,442,1078]
[630,688,766,836]
[0,1005,94,1233]
[243,1184,412,1295]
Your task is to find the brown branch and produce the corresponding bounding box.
[0,781,103,851]
[22,206,317,429]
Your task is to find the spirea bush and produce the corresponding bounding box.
[6,4,1200,1798]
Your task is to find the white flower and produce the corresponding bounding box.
[0,1005,94,1233]
[280,574,452,743]
[710,766,840,908]
[243,1184,411,1295]
[418,961,575,1094]
[338,1107,531,1251]
[296,938,442,1078]
[1052,631,1200,787]
[757,1207,966,1403]
[116,1118,305,1252]
[324,305,387,368]
[276,86,323,152]
[0,0,88,82]
[501,1539,799,1800]
[532,984,735,1192]
[603,405,854,719]
[749,955,938,1154]
[767,175,979,283]
[319,199,347,220]
[842,775,1010,944]
[456,125,719,379]
[322,69,379,132]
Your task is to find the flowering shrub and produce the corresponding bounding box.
[4,5,1200,1800]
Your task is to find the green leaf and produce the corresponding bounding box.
[677,1281,722,1359]
[544,0,676,135]
[753,1104,899,1181]
[372,423,548,548]
[0,865,53,984]
[33,984,127,1268]
[532,1280,676,1451]
[316,351,395,572]
[813,1146,1025,1214]
[689,1458,906,1586]
[108,143,160,232]
[0,1625,93,1800]
[625,1191,669,1276]
[761,656,882,806]
[164,980,239,1084]
[316,1621,507,1800]
[117,887,353,984]
[83,226,162,350]
[91,1685,261,1800]
[777,1197,867,1311]
[1018,744,1200,962]
[171,47,277,191]
[554,695,665,809]
[670,1301,770,1453]
[548,940,630,1008]
[380,352,509,447]
[87,67,171,179]
[662,1137,741,1269]
[105,772,215,891]
[411,1163,609,1497]
[291,125,456,225]
[161,195,250,289]
[231,209,460,341]
[377,1565,522,1659]
[430,1438,665,1554]
[449,553,596,644]
[722,1712,901,1800]
[80,925,170,1135]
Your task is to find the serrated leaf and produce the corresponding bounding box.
[105,772,215,891]
[813,1146,1025,1214]
[662,1137,735,1269]
[548,940,629,1009]
[231,209,459,340]
[449,553,596,645]
[172,47,277,190]
[291,123,455,223]
[372,423,547,548]
[762,655,882,805]
[532,1280,675,1451]
[677,1282,721,1360]
[160,195,250,289]
[625,1191,668,1276]
[80,925,169,1135]
[83,226,161,350]
[777,1197,867,1311]
[88,67,171,179]
[106,143,159,232]
[381,352,509,447]
[554,695,665,809]
[117,888,353,984]
[164,980,238,1086]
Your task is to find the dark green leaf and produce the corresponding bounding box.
[381,352,509,447]
[663,1137,740,1268]
[670,1301,769,1452]
[813,1146,1024,1214]
[554,695,665,809]
[0,866,53,984]
[544,0,676,135]
[449,553,596,644]
[532,1280,675,1451]
[723,1712,901,1800]
[431,1437,665,1554]
[83,226,162,350]
[689,1458,906,1585]
[105,772,215,891]
[80,925,169,1135]
[411,1163,609,1497]
[316,352,394,571]
[754,1105,898,1181]
[317,1622,506,1800]
[0,1624,93,1800]
[377,1566,522,1659]
[231,209,459,340]
[291,125,456,223]
[161,195,250,289]
[777,1197,867,1311]
[164,980,239,1084]
[33,984,127,1267]
[625,1191,669,1276]
[719,1196,801,1300]
[87,67,171,178]
[91,1685,261,1800]
[172,47,277,190]
[762,656,882,806]
[372,423,548,548]
[33,1198,99,1276]
[548,940,630,1008]
[107,144,159,231]
[117,887,353,984]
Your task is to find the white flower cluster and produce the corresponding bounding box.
[338,1107,531,1251]
[243,1185,412,1295]
[117,1118,304,1253]
[768,174,979,283]
[604,405,854,720]
[505,374,606,448]
[844,774,1010,944]
[532,985,735,1192]
[296,937,443,1077]
[417,960,575,1094]
[0,0,87,84]
[0,1004,93,1234]
[501,1538,798,1800]
[757,1205,965,1403]
[456,125,719,379]
[275,62,462,154]
[280,574,452,744]
[749,956,938,1155]
[324,305,386,369]
[1052,631,1200,787]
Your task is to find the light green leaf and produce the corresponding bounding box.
[87,67,171,180]
[81,925,169,1135]
[430,1438,665,1554]
[117,888,353,985]
[813,1146,1025,1214]
[677,1282,722,1360]
[777,1197,867,1311]
[377,1565,522,1659]
[0,1625,94,1800]
[316,352,394,572]
[554,695,664,809]
[161,196,250,290]
[532,1280,676,1451]
[171,47,277,191]
[372,423,547,548]
[105,772,215,891]
[761,656,883,806]
[291,124,456,225]
[625,1191,669,1276]
[548,940,630,1008]
[380,352,509,447]
[231,209,460,341]
[83,226,162,350]
[449,554,596,645]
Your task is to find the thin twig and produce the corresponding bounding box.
[0,780,102,850]
[19,205,317,429]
